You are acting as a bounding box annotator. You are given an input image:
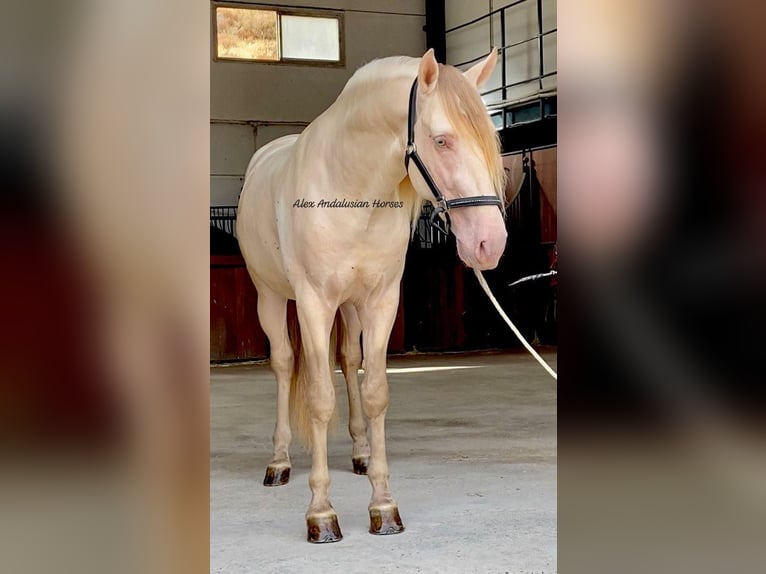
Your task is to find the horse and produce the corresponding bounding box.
[237,48,508,543]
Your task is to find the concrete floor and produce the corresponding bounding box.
[211,351,557,573]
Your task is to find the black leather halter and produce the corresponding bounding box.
[404,79,504,234]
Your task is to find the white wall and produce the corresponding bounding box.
[210,0,426,206]
[445,0,556,105]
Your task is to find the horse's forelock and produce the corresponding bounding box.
[435,65,506,207]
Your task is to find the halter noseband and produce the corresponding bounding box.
[404,78,503,234]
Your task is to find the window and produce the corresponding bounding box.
[214,4,343,65]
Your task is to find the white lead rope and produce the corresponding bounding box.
[474,269,558,381]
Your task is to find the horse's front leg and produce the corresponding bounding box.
[358,285,405,535]
[296,292,342,543]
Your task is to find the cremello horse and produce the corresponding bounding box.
[237,49,507,543]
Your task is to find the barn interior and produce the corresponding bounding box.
[210,1,557,571]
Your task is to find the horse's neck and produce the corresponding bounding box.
[308,73,414,202]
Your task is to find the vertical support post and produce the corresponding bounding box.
[489,0,494,49]
[500,8,507,103]
[537,0,544,90]
[425,0,447,64]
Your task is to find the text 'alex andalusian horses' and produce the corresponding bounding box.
[237,49,507,543]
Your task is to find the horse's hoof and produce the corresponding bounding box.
[352,456,369,475]
[263,465,290,487]
[306,513,343,543]
[369,506,405,535]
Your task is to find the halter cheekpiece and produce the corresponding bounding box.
[404,79,503,234]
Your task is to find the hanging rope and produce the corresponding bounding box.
[474,269,558,381]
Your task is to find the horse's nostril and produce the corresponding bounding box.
[476,240,490,265]
[475,238,502,269]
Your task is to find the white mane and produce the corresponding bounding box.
[342,56,420,93]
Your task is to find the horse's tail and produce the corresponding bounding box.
[287,304,341,451]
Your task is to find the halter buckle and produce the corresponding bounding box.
[429,203,450,235]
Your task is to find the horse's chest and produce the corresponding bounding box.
[298,233,407,298]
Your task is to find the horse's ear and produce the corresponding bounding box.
[418,48,439,94]
[463,48,498,89]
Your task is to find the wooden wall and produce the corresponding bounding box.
[403,242,466,352]
[210,255,406,361]
[210,255,267,361]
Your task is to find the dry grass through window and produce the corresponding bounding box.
[216,7,278,61]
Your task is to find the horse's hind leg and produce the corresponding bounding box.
[256,286,294,487]
[339,302,370,475]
